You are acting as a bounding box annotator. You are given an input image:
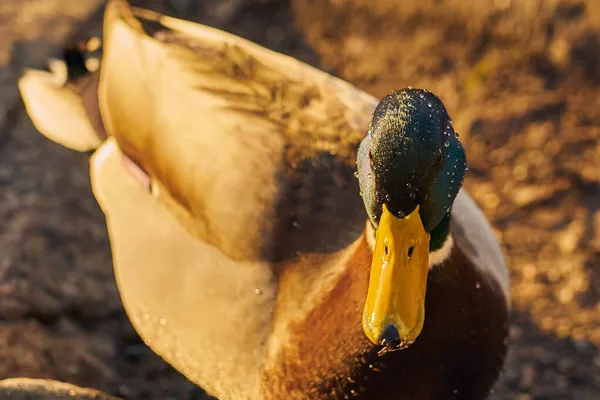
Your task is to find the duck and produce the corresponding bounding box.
[11,0,511,398]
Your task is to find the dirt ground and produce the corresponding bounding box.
[1,0,599,399]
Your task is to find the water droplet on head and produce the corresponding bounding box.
[475,282,481,289]
[254,288,263,295]
[444,141,450,147]
[385,193,392,202]
[354,171,359,178]
[427,102,432,108]
[409,191,416,201]
[292,220,299,228]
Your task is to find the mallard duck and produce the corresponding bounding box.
[13,0,510,398]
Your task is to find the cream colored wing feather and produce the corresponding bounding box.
[98,0,378,263]
[91,138,276,399]
[18,66,101,152]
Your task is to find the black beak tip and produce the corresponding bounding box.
[379,325,400,347]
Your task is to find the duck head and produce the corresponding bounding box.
[357,88,467,351]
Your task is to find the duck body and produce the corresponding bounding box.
[15,1,510,399]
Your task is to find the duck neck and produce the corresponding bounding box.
[261,235,375,398]
[429,212,451,252]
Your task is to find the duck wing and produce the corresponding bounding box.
[96,0,378,263]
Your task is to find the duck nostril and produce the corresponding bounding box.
[379,325,400,348]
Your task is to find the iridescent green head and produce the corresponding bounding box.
[357,88,466,232]
[357,88,467,350]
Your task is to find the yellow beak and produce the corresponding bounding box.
[362,204,430,348]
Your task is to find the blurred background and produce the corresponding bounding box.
[0,0,599,399]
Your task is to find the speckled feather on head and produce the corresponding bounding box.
[357,89,466,233]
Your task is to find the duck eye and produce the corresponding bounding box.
[407,245,414,258]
